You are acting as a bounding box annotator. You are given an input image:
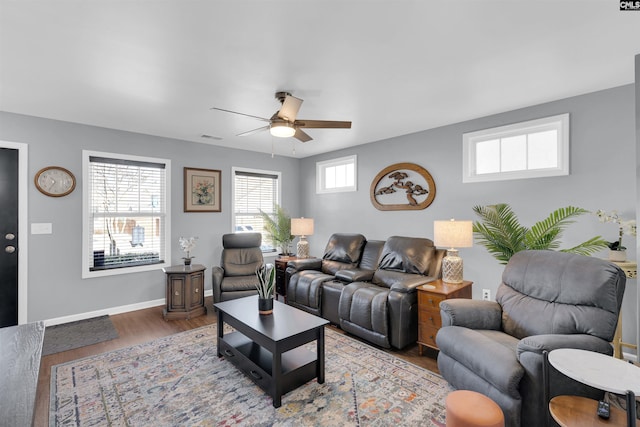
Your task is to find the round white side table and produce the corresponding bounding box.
[548,348,640,427]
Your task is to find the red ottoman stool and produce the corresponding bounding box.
[446,390,505,427]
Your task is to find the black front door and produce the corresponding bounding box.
[0,147,19,327]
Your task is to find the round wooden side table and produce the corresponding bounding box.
[547,348,640,427]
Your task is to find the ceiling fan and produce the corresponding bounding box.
[210,92,352,143]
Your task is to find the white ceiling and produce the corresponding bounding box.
[1,1,639,158]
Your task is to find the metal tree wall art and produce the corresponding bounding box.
[370,163,436,211]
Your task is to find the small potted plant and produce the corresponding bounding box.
[259,204,294,257]
[179,236,197,266]
[255,263,275,315]
[595,210,637,262]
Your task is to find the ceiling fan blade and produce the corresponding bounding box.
[294,128,313,143]
[277,95,303,122]
[237,126,269,137]
[210,107,270,122]
[295,119,352,129]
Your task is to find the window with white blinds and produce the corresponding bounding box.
[233,168,281,253]
[82,151,171,278]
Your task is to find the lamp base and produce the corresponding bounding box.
[442,249,463,284]
[297,237,310,259]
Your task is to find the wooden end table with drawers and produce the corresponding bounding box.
[417,279,473,355]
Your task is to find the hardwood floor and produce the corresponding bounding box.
[35,296,440,426]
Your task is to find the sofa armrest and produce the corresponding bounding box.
[212,266,225,303]
[388,275,435,293]
[516,333,614,416]
[439,299,502,329]
[335,268,375,283]
[517,334,614,358]
[286,258,322,273]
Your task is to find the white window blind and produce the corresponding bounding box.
[233,169,280,252]
[87,154,167,272]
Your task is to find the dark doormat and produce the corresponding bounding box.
[42,315,119,356]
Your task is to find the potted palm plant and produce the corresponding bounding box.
[255,263,275,315]
[259,204,294,256]
[473,203,608,265]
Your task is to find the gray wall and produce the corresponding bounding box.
[300,84,638,349]
[0,112,301,321]
[1,83,637,351]
[636,54,640,359]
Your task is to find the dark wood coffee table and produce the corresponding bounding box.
[214,295,329,407]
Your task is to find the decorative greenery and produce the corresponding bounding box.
[259,204,294,255]
[472,203,608,265]
[255,263,275,299]
[594,209,637,251]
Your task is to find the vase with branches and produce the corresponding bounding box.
[472,203,608,265]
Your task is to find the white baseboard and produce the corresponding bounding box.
[623,350,638,363]
[44,289,214,326]
[40,291,640,364]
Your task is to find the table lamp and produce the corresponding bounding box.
[434,219,473,283]
[291,217,314,258]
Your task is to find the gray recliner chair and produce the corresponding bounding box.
[212,233,263,303]
[436,250,626,427]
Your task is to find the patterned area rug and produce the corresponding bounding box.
[50,325,452,426]
[43,315,119,356]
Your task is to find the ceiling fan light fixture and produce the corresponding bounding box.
[270,122,296,138]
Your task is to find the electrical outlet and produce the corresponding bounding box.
[482,289,491,301]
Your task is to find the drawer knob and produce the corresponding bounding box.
[175,291,179,296]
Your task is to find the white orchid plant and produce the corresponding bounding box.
[179,236,198,260]
[595,210,636,251]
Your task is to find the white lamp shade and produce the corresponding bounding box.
[270,122,296,138]
[291,217,314,236]
[433,219,473,248]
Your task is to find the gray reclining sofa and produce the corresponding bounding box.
[286,233,445,349]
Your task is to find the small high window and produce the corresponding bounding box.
[316,155,357,193]
[463,114,569,183]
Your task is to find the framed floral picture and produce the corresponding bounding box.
[184,167,221,212]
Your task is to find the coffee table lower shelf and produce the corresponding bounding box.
[218,331,318,406]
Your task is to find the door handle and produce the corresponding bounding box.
[5,246,16,253]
